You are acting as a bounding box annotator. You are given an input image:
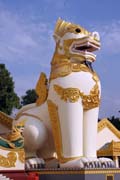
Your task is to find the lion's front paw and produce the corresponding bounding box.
[25,158,45,170]
[60,157,115,169]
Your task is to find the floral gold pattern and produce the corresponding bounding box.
[47,100,81,163]
[54,85,81,103]
[54,83,100,110]
[7,127,23,142]
[36,72,48,106]
[50,61,99,84]
[0,152,17,167]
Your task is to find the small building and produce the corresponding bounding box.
[97,118,120,167]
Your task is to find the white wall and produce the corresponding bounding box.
[97,127,120,150]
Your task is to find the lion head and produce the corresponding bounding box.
[52,18,100,65]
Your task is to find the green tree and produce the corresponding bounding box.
[21,89,38,106]
[108,116,120,130]
[0,64,20,115]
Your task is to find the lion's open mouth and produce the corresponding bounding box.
[71,37,100,60]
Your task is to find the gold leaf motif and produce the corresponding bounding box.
[7,127,23,142]
[50,61,99,84]
[47,100,81,163]
[54,85,81,103]
[54,83,100,110]
[36,72,48,106]
[0,151,17,167]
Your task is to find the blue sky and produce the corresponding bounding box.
[0,0,120,118]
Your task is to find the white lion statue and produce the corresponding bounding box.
[15,18,114,169]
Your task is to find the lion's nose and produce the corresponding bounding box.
[92,31,100,41]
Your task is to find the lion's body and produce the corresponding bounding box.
[15,18,107,168]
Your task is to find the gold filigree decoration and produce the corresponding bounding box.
[7,127,23,142]
[36,72,48,106]
[54,85,81,103]
[54,83,100,110]
[50,62,99,83]
[0,151,17,167]
[37,169,118,175]
[82,83,100,110]
[18,150,25,163]
[47,100,81,163]
[0,136,16,149]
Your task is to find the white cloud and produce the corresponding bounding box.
[0,8,54,65]
[0,7,54,96]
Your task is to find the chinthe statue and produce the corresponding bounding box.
[15,18,115,169]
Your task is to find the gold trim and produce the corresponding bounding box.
[47,100,81,163]
[0,151,17,167]
[7,127,23,142]
[54,83,100,110]
[37,169,120,175]
[97,141,120,156]
[0,136,16,149]
[0,145,24,151]
[54,85,81,103]
[36,72,48,106]
[0,111,13,129]
[50,62,99,82]
[98,119,120,139]
[50,62,100,89]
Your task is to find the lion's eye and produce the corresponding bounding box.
[75,28,81,33]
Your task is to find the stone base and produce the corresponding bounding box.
[2,168,120,180]
[35,168,120,180]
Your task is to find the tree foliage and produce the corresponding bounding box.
[0,64,20,115]
[21,89,38,106]
[108,116,120,130]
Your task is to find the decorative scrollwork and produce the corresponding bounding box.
[50,62,99,84]
[0,151,17,167]
[54,83,100,110]
[54,85,81,103]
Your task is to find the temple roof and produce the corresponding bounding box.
[98,118,120,139]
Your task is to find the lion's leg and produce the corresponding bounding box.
[23,118,48,157]
[82,107,115,168]
[83,107,99,158]
[47,95,84,164]
[58,100,84,159]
